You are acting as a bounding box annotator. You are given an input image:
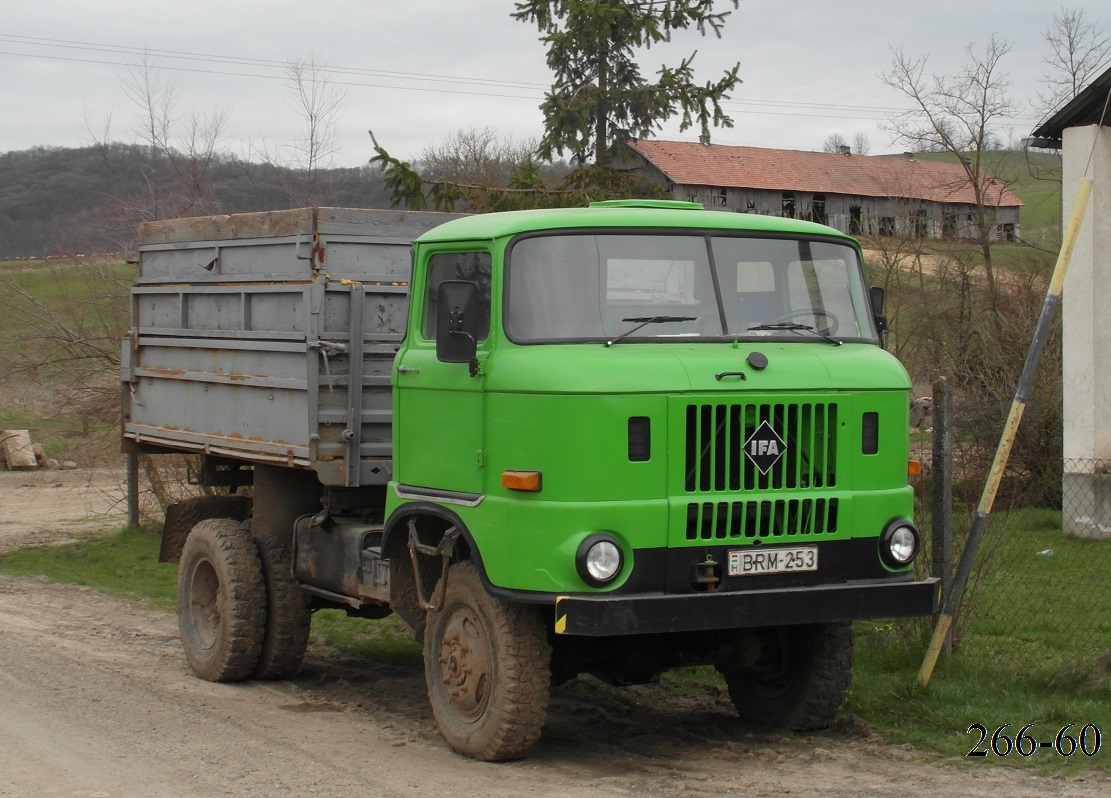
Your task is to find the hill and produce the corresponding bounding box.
[0,144,1064,261]
[0,144,394,259]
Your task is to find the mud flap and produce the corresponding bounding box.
[160,495,252,563]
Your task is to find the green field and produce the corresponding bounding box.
[0,258,132,454]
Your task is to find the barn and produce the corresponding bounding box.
[613,138,1023,242]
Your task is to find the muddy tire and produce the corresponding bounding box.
[721,622,854,731]
[252,534,311,680]
[177,518,266,682]
[424,562,551,761]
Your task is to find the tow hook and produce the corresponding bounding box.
[690,556,722,592]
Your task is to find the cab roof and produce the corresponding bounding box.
[414,200,855,244]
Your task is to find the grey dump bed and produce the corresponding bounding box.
[121,207,459,487]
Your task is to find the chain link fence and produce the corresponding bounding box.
[908,386,1111,685]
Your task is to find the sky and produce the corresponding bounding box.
[0,1,1080,168]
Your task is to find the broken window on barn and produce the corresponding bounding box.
[914,209,929,238]
[942,212,957,239]
[781,192,796,218]
[878,217,896,237]
[811,193,827,225]
[849,206,862,235]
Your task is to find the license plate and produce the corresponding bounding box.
[728,546,818,576]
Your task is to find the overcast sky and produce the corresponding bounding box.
[0,1,1083,167]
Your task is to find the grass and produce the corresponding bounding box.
[847,506,1111,773]
[311,609,422,666]
[849,628,1109,772]
[0,406,115,457]
[0,526,177,609]
[0,259,132,457]
[2,512,1107,774]
[0,259,133,359]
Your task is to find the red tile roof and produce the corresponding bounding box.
[623,139,1023,208]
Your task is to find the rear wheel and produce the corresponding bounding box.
[424,562,551,761]
[177,518,266,682]
[720,622,854,731]
[252,534,311,679]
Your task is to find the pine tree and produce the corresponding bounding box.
[513,0,741,165]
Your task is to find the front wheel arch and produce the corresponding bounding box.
[381,503,485,638]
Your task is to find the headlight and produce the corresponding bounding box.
[880,520,920,568]
[576,533,624,587]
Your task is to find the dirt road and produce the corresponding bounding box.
[1,470,1108,797]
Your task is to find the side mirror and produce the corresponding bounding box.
[869,285,888,346]
[436,280,480,375]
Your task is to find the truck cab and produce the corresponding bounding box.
[384,200,935,756]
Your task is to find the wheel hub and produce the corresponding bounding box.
[189,559,221,650]
[437,607,492,721]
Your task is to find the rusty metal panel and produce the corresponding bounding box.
[124,208,461,487]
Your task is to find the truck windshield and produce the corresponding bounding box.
[505,232,876,344]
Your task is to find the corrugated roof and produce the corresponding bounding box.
[624,139,1023,208]
[1030,64,1111,146]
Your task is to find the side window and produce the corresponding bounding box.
[422,251,492,341]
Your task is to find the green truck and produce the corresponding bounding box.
[123,201,937,761]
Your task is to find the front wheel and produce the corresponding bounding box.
[424,562,551,761]
[720,622,854,731]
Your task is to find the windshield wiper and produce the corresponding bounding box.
[605,316,697,347]
[747,322,842,346]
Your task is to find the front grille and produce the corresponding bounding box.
[684,402,838,493]
[685,497,840,540]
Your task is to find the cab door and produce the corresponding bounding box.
[393,250,492,495]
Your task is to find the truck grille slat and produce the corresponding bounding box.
[685,498,840,540]
[684,402,837,493]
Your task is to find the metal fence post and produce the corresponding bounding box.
[127,452,140,528]
[931,377,953,654]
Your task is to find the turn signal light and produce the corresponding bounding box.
[908,459,922,477]
[502,470,543,492]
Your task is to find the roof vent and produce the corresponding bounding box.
[589,199,705,211]
[903,151,916,161]
[698,132,711,146]
[838,145,852,156]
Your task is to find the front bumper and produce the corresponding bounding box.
[554,576,939,636]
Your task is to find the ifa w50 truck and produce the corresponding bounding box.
[122,202,938,761]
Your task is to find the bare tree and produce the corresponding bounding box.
[284,53,347,204]
[881,37,1019,306]
[823,132,871,156]
[822,133,850,153]
[85,52,229,249]
[246,53,347,207]
[1037,6,1110,117]
[416,127,557,188]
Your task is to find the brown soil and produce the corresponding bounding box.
[1,472,1109,797]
